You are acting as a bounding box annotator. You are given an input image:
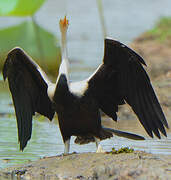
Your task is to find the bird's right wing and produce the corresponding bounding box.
[3,48,55,150]
[87,39,168,138]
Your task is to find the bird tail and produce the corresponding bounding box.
[102,126,145,140]
[74,127,145,145]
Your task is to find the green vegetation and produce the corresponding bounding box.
[0,0,61,76]
[0,21,61,75]
[145,17,171,43]
[108,147,134,154]
[0,0,45,16]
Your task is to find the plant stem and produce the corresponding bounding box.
[96,0,107,38]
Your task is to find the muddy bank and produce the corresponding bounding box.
[0,151,171,180]
[131,35,171,79]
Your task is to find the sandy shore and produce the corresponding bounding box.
[0,151,171,180]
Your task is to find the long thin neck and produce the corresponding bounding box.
[57,30,69,83]
[61,31,68,60]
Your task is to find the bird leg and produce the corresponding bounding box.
[94,137,105,153]
[63,139,70,155]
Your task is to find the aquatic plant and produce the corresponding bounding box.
[108,147,134,154]
[0,0,60,75]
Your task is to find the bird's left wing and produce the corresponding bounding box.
[3,48,55,150]
[87,38,168,138]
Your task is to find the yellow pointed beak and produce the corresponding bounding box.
[60,16,69,27]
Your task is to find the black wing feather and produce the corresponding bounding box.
[88,38,168,138]
[3,48,55,150]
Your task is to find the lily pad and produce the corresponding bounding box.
[0,0,45,16]
[0,20,61,75]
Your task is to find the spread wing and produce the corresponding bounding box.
[3,48,55,150]
[87,38,168,138]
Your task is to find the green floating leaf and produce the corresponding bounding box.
[0,0,45,16]
[0,20,61,75]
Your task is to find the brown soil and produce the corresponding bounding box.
[1,151,171,180]
[131,36,171,79]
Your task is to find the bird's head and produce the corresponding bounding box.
[59,16,69,34]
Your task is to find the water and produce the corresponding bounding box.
[0,0,171,169]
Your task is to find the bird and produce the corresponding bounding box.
[3,16,169,154]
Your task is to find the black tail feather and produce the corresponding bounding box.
[102,126,145,140]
